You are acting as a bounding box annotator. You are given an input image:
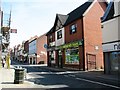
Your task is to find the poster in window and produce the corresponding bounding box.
[65,48,79,64]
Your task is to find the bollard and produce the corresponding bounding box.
[14,68,25,84]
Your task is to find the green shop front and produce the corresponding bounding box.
[57,40,84,70]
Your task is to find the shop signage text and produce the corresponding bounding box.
[114,43,120,50]
[58,41,82,49]
[103,42,120,52]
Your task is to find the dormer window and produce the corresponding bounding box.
[57,30,62,39]
[70,24,77,34]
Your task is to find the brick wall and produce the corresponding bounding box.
[65,19,83,43]
[37,34,47,64]
[83,1,107,69]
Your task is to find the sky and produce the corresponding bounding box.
[1,0,110,48]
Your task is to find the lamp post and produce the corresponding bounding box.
[0,33,2,68]
[35,53,37,64]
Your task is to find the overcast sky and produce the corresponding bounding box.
[1,0,110,48]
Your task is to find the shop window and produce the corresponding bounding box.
[110,52,119,71]
[70,24,77,34]
[50,51,55,64]
[57,30,62,39]
[65,48,79,64]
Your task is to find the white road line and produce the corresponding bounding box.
[75,77,120,89]
[64,75,69,77]
[69,74,76,77]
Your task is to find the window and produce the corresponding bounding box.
[110,52,119,71]
[57,30,62,39]
[49,35,53,42]
[65,48,79,64]
[50,51,55,64]
[70,24,77,34]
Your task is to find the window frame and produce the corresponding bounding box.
[70,24,77,34]
[49,35,53,42]
[57,30,62,39]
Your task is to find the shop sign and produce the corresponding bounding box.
[103,42,120,52]
[58,41,82,49]
[114,43,120,50]
[49,42,55,47]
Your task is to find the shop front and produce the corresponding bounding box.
[103,41,120,75]
[28,54,37,64]
[57,40,83,70]
[47,47,56,67]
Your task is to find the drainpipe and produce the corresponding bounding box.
[81,17,85,71]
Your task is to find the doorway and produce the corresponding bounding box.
[86,53,96,70]
[58,50,63,68]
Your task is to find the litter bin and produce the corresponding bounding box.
[14,68,25,84]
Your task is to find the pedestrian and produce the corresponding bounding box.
[2,58,6,68]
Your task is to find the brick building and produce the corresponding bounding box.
[36,34,47,64]
[28,35,38,64]
[46,0,107,70]
[23,40,29,63]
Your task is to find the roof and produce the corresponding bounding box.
[29,35,38,43]
[46,14,68,35]
[46,27,54,36]
[64,1,93,26]
[57,14,69,25]
[101,2,114,22]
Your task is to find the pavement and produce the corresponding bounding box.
[0,65,40,88]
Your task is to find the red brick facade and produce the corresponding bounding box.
[65,19,83,43]
[83,1,107,70]
[46,1,107,70]
[37,34,47,64]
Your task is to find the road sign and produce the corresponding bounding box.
[44,44,48,49]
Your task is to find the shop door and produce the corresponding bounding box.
[87,54,96,70]
[58,51,63,68]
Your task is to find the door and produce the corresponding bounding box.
[87,54,96,70]
[58,50,63,68]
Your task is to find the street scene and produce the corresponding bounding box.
[0,0,120,90]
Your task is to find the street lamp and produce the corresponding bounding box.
[0,33,2,68]
[35,53,37,64]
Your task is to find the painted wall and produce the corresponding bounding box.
[55,28,65,46]
[102,18,119,43]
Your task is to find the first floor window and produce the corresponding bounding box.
[65,48,79,64]
[57,30,62,39]
[49,35,53,42]
[70,24,77,34]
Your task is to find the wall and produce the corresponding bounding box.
[24,40,29,53]
[37,34,47,64]
[83,1,106,69]
[65,19,83,43]
[102,18,119,43]
[55,28,65,46]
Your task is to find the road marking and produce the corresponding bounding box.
[75,77,120,89]
[64,75,69,77]
[69,74,76,77]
